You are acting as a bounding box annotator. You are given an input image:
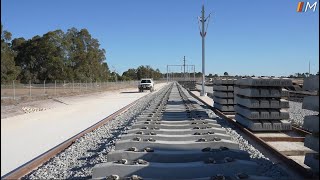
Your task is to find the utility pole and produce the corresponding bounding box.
[167,65,169,83]
[183,56,186,80]
[193,65,195,81]
[198,5,210,96]
[309,60,310,77]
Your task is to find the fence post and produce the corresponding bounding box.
[72,80,74,92]
[79,81,81,92]
[55,80,57,96]
[44,80,46,95]
[29,80,31,97]
[86,80,88,91]
[13,80,15,100]
[63,80,66,93]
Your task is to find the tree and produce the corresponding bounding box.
[1,24,20,83]
[122,66,162,80]
[13,30,67,83]
[224,72,229,76]
[122,68,137,80]
[136,66,148,79]
[11,27,110,83]
[154,68,162,80]
[109,71,121,82]
[65,28,109,82]
[40,30,69,82]
[101,62,110,80]
[195,72,202,77]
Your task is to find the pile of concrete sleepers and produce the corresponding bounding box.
[178,80,196,90]
[302,76,319,174]
[234,77,292,131]
[213,79,236,114]
[91,83,273,180]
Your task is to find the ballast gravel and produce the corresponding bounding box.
[25,85,290,180]
[288,101,318,128]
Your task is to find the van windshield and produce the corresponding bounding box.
[141,80,151,83]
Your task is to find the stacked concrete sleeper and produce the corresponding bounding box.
[91,82,274,179]
[234,77,292,131]
[302,76,319,174]
[178,80,196,90]
[213,78,236,113]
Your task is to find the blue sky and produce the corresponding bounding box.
[1,0,319,76]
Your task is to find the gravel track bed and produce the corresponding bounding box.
[288,101,318,128]
[26,85,291,180]
[24,85,171,179]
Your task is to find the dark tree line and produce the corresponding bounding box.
[1,24,168,84]
[122,66,163,80]
[1,24,110,83]
[288,72,319,78]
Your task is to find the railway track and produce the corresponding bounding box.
[2,82,316,179]
[91,83,281,180]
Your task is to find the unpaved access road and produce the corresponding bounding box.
[1,83,167,176]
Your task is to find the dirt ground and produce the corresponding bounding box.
[1,85,142,119]
[1,83,168,175]
[2,82,138,99]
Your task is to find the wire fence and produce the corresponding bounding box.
[1,80,144,101]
